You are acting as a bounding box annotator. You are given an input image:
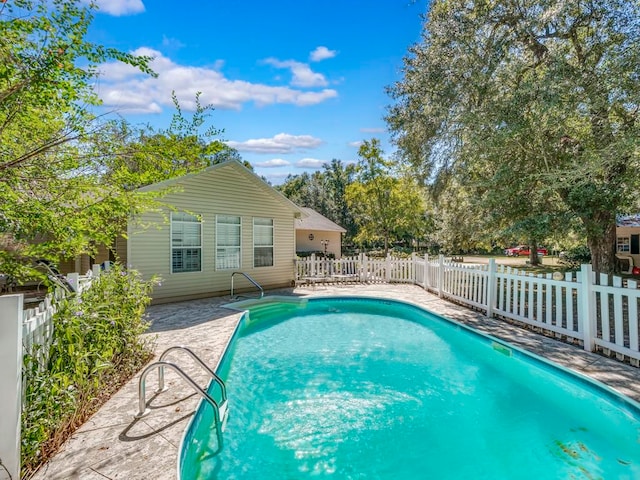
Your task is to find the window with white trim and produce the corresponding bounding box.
[171,212,202,273]
[253,217,274,267]
[216,215,241,270]
[617,236,630,253]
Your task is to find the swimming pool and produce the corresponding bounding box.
[179,297,640,479]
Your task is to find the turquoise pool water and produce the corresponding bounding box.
[180,297,640,479]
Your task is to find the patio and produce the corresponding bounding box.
[30,283,640,480]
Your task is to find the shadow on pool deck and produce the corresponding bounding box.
[30,283,640,480]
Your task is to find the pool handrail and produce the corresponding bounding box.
[157,345,227,403]
[135,347,227,451]
[230,271,264,299]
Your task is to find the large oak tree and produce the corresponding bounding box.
[387,0,640,273]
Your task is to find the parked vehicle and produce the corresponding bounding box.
[504,245,548,257]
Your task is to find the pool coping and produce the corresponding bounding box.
[30,284,640,480]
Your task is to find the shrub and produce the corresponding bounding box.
[558,245,591,269]
[21,264,157,477]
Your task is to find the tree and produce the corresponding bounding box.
[346,139,428,255]
[0,1,223,278]
[322,159,358,241]
[211,145,254,170]
[277,171,329,213]
[387,0,640,273]
[100,92,225,190]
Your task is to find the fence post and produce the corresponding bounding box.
[486,258,496,318]
[411,252,416,285]
[0,294,23,480]
[358,253,365,282]
[386,254,392,283]
[579,264,596,352]
[310,253,316,277]
[66,272,80,292]
[424,254,429,289]
[438,254,445,298]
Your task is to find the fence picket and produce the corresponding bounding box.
[628,280,639,366]
[612,275,624,360]
[600,272,611,344]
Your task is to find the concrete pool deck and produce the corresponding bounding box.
[31,283,640,480]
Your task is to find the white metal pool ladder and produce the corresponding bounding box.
[135,346,228,449]
[230,271,264,299]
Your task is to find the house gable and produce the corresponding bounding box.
[127,160,302,303]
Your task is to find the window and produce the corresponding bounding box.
[617,236,630,253]
[253,217,274,267]
[171,212,202,273]
[216,215,241,270]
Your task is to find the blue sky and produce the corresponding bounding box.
[88,1,427,184]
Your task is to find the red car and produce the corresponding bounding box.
[504,245,548,257]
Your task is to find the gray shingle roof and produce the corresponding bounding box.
[295,207,346,232]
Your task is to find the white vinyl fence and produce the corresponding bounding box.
[0,267,99,480]
[296,253,640,366]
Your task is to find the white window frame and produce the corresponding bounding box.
[617,236,630,253]
[253,217,274,268]
[170,212,202,273]
[215,215,242,270]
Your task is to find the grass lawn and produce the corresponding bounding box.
[460,254,639,281]
[460,254,576,275]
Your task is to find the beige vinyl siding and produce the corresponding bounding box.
[128,163,298,303]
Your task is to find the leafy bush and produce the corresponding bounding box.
[21,264,157,477]
[558,245,591,269]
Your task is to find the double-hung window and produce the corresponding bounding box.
[253,218,274,267]
[216,215,241,270]
[171,212,202,273]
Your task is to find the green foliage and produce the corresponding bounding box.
[559,246,592,269]
[21,264,157,477]
[0,2,226,280]
[387,0,640,273]
[346,139,431,255]
[277,159,358,241]
[99,92,225,190]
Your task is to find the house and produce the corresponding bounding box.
[101,160,303,304]
[295,207,346,259]
[616,214,640,271]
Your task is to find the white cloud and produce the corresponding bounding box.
[161,35,185,50]
[254,158,291,168]
[360,127,386,133]
[96,48,338,113]
[262,58,328,88]
[296,158,326,168]
[261,171,293,185]
[227,133,323,154]
[90,0,145,16]
[348,141,363,148]
[310,46,337,62]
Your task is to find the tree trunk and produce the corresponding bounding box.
[582,212,617,274]
[529,240,540,266]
